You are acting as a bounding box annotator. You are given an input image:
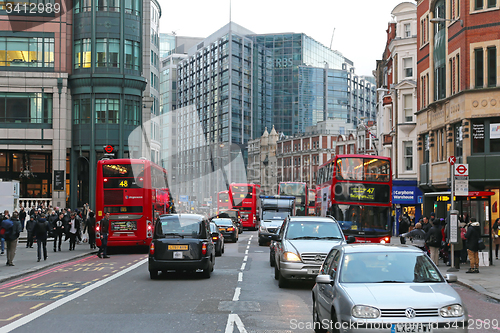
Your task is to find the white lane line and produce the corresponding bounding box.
[225,313,247,333]
[247,241,251,245]
[232,287,241,301]
[238,272,243,282]
[2,258,148,333]
[245,249,248,254]
[240,262,246,271]
[243,255,248,262]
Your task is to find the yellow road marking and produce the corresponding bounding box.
[30,303,45,310]
[0,314,22,321]
[51,295,64,299]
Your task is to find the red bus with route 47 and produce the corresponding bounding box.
[228,183,260,230]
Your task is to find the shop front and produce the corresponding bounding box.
[392,180,423,235]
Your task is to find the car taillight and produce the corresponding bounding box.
[202,243,207,255]
[149,242,155,255]
[380,237,390,244]
[253,215,256,220]
[227,227,234,231]
[96,221,100,238]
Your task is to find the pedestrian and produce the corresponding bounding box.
[465,217,481,273]
[400,222,426,251]
[422,216,432,233]
[399,214,410,244]
[53,212,65,252]
[3,212,22,266]
[19,206,26,232]
[492,217,500,260]
[84,211,96,250]
[32,213,49,262]
[0,210,9,255]
[97,212,110,258]
[25,215,36,248]
[67,212,81,251]
[424,218,442,265]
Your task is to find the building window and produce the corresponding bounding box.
[455,124,463,161]
[475,0,484,9]
[95,98,119,124]
[124,0,140,15]
[73,98,91,124]
[125,40,141,71]
[475,48,484,88]
[0,93,52,124]
[403,58,413,77]
[488,0,496,7]
[0,36,54,69]
[403,94,413,122]
[424,134,430,163]
[96,0,120,11]
[74,38,91,69]
[487,47,497,87]
[404,23,411,37]
[404,141,413,171]
[472,120,485,153]
[96,38,119,68]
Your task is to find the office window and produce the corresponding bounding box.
[95,38,119,68]
[0,93,52,124]
[475,0,484,9]
[475,48,484,88]
[0,36,54,69]
[404,23,411,37]
[404,58,413,77]
[403,94,413,122]
[488,0,496,7]
[424,134,430,163]
[96,0,120,11]
[487,47,497,87]
[124,40,141,71]
[404,141,413,171]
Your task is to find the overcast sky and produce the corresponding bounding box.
[158,0,410,76]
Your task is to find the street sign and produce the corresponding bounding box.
[179,195,189,202]
[448,156,456,165]
[454,164,468,176]
[104,145,114,153]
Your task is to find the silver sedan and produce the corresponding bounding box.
[312,244,468,333]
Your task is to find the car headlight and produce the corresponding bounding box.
[440,304,464,317]
[352,305,380,319]
[259,225,267,233]
[283,251,301,262]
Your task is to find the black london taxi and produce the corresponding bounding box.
[148,214,215,279]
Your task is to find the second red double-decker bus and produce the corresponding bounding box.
[217,190,232,213]
[278,182,308,216]
[316,154,392,243]
[229,183,260,230]
[95,158,173,248]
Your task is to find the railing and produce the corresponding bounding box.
[18,198,53,210]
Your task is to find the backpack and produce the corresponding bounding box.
[0,219,14,240]
[426,231,438,246]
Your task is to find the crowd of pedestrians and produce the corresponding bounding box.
[0,203,105,266]
[400,211,491,274]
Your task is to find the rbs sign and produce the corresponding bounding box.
[275,58,293,68]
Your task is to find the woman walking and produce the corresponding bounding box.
[465,218,481,273]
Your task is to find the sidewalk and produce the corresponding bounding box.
[0,230,97,283]
[392,237,500,301]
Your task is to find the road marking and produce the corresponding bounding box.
[247,241,251,245]
[254,250,264,253]
[232,287,241,301]
[225,313,247,333]
[243,255,248,262]
[0,314,22,322]
[240,262,246,271]
[1,258,147,333]
[244,250,248,254]
[238,272,243,282]
[30,303,45,310]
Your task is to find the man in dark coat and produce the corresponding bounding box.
[25,215,36,248]
[67,212,81,251]
[52,212,65,252]
[97,212,110,258]
[4,212,22,266]
[19,207,27,232]
[465,218,481,273]
[84,211,96,249]
[422,216,432,233]
[32,213,49,262]
[399,214,410,244]
[424,219,442,265]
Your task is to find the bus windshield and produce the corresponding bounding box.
[280,183,306,196]
[331,204,390,234]
[262,211,289,221]
[336,158,390,182]
[231,185,252,206]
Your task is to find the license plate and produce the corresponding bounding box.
[307,269,320,275]
[168,245,189,250]
[219,228,226,232]
[173,251,183,259]
[391,323,433,333]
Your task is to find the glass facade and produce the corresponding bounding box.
[0,92,52,124]
[0,36,54,68]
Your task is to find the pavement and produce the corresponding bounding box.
[1,233,499,302]
[0,229,97,283]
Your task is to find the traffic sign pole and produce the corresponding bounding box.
[448,161,458,272]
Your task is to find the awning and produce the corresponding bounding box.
[424,191,495,197]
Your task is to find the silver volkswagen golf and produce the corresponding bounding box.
[312,244,468,333]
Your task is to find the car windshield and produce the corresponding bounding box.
[213,218,233,226]
[159,216,201,236]
[285,221,342,240]
[210,223,218,233]
[219,211,237,219]
[262,211,289,221]
[339,252,444,283]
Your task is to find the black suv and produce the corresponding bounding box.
[148,214,215,279]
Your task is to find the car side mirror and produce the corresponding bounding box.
[445,274,457,283]
[315,274,333,284]
[270,234,281,242]
[346,236,356,244]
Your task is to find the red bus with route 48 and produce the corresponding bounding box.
[228,183,260,230]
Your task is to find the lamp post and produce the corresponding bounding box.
[430,17,463,27]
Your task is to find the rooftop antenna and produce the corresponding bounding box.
[329,28,335,49]
[229,0,232,23]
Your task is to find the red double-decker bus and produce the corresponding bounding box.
[307,189,316,216]
[278,182,308,216]
[229,183,260,230]
[217,190,232,213]
[95,158,173,248]
[316,154,392,243]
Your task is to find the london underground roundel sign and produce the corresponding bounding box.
[104,145,114,153]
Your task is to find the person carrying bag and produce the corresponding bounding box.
[465,218,481,273]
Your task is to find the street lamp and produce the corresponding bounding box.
[430,17,463,27]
